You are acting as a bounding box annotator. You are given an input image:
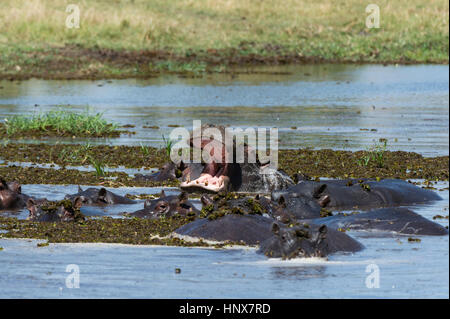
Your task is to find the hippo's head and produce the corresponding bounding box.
[259,223,329,259]
[142,191,197,218]
[66,187,136,205]
[27,197,84,222]
[7,181,22,194]
[0,179,21,210]
[68,187,110,205]
[271,193,322,220]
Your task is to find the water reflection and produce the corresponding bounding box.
[270,265,327,280]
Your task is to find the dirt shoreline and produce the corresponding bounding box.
[1,45,447,81]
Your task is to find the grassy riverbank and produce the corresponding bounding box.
[0,0,448,79]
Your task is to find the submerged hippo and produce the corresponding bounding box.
[0,179,31,210]
[258,222,364,259]
[269,192,322,220]
[26,197,85,222]
[200,193,272,218]
[200,192,317,223]
[174,213,364,259]
[273,179,442,211]
[309,208,449,236]
[126,190,199,219]
[65,186,136,205]
[135,124,294,193]
[174,214,275,245]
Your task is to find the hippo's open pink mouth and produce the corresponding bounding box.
[180,163,230,193]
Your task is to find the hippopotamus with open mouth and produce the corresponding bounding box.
[272,178,442,211]
[26,197,85,222]
[0,178,33,210]
[135,124,294,193]
[125,190,199,219]
[65,186,136,205]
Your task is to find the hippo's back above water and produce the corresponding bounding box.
[311,207,449,236]
[174,214,274,245]
[273,179,442,211]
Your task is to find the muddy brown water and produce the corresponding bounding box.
[0,64,448,156]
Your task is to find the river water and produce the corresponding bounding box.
[0,181,448,298]
[0,65,448,298]
[0,64,448,156]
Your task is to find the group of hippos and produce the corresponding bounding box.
[1,125,448,259]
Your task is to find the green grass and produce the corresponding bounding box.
[140,143,151,157]
[3,110,119,137]
[357,139,388,168]
[0,0,447,79]
[89,157,107,177]
[162,134,174,159]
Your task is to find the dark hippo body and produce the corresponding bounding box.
[309,208,449,236]
[200,193,271,217]
[126,191,199,219]
[27,197,85,222]
[258,223,364,259]
[201,191,320,223]
[273,179,442,211]
[0,179,33,210]
[269,193,322,220]
[174,213,364,258]
[175,214,275,245]
[65,186,136,205]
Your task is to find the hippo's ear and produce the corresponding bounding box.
[178,160,186,171]
[319,225,327,234]
[160,190,166,198]
[277,195,287,208]
[98,188,107,197]
[0,179,7,190]
[26,198,36,211]
[178,192,188,203]
[317,225,328,242]
[313,184,327,199]
[201,194,214,206]
[78,186,83,193]
[7,181,21,193]
[73,196,84,209]
[271,223,281,235]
